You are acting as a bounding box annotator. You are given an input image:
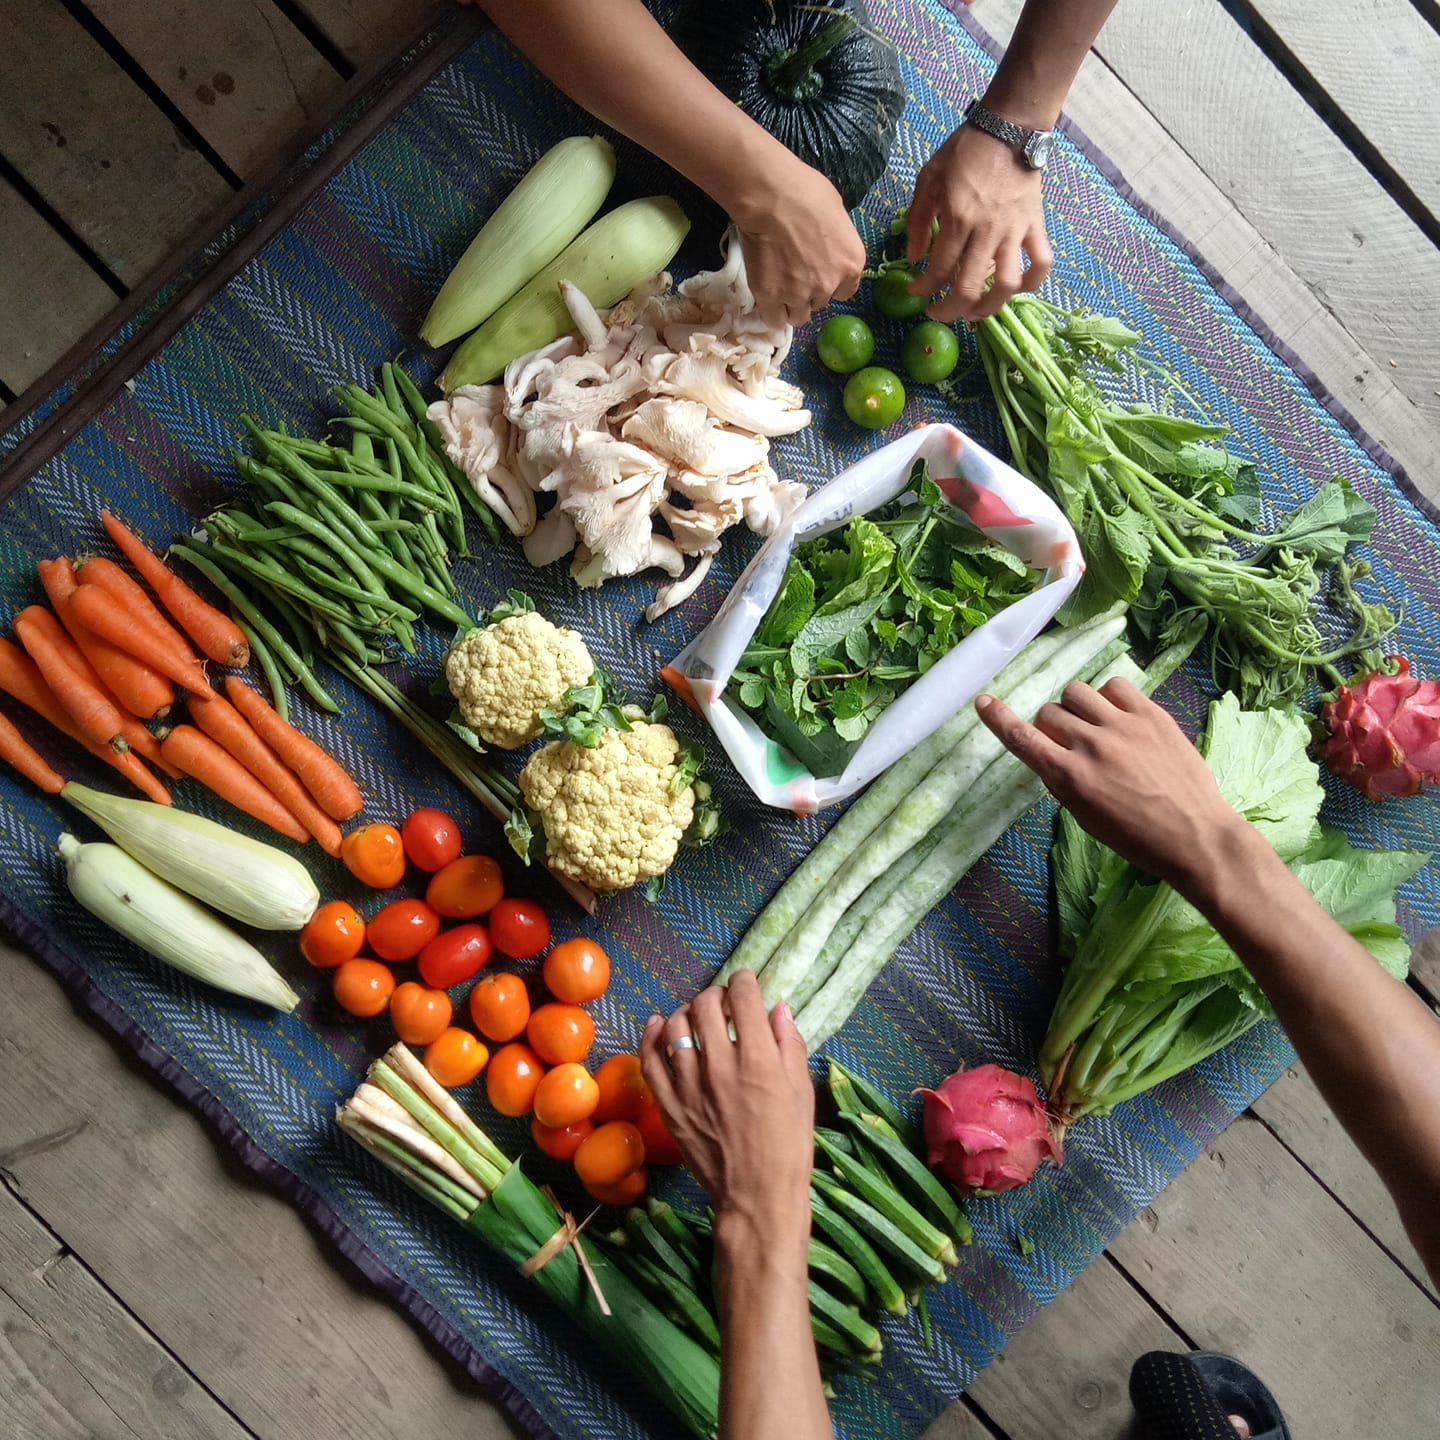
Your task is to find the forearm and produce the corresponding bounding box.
[982,0,1119,127]
[714,1209,832,1440]
[1183,822,1440,1281]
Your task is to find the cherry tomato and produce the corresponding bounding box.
[542,937,611,1004]
[424,1028,489,1088]
[488,898,550,958]
[486,1043,546,1117]
[333,958,395,1017]
[816,313,875,374]
[389,982,453,1046]
[592,1053,651,1124]
[468,972,531,1042]
[533,1062,600,1129]
[843,366,906,430]
[417,924,492,989]
[574,1121,645,1189]
[367,899,440,962]
[425,854,504,919]
[341,823,407,889]
[401,807,462,872]
[299,899,365,968]
[583,1167,648,1207]
[635,1100,683,1166]
[530,1115,595,1162]
[526,1003,595,1066]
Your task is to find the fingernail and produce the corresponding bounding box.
[776,1002,793,1022]
[975,694,993,711]
[645,1014,662,1029]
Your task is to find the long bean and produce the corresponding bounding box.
[232,610,289,720]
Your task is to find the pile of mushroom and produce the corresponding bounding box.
[427,237,811,621]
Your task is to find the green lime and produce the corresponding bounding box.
[843,367,907,430]
[901,320,960,383]
[816,314,876,374]
[872,264,930,320]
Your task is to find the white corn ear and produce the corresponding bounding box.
[63,783,318,931]
[59,833,300,1013]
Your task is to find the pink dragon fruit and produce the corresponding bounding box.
[1316,657,1440,800]
[919,1064,1063,1196]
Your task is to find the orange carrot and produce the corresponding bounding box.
[160,725,310,844]
[39,557,176,719]
[75,555,206,680]
[71,583,215,697]
[0,637,170,803]
[0,708,65,794]
[225,676,364,821]
[100,511,250,668]
[14,607,130,753]
[188,692,343,857]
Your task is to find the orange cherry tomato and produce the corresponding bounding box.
[542,937,611,1004]
[583,1167,648,1207]
[299,899,365,968]
[333,958,395,1017]
[485,1043,546,1117]
[424,1027,489,1088]
[592,1053,651,1124]
[341,823,407,889]
[417,923,492,989]
[634,1100,683,1166]
[526,1003,595,1066]
[401,807,462,873]
[468,972,531,1042]
[530,1115,595,1162]
[425,854,504,919]
[574,1120,645,1189]
[367,898,441,962]
[489,897,550,958]
[389,982,453,1046]
[533,1062,600,1129]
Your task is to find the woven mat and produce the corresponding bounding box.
[1,3,1437,1437]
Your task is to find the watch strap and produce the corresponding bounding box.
[964,98,1031,151]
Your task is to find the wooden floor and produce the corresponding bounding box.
[2,1,1439,1437]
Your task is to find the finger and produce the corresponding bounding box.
[1058,679,1117,725]
[660,1005,701,1097]
[1020,224,1053,293]
[906,187,938,266]
[1033,700,1095,748]
[948,232,998,319]
[639,1013,681,1121]
[975,692,1072,783]
[970,245,1023,321]
[913,221,971,298]
[690,985,737,1079]
[726,970,776,1054]
[834,268,861,302]
[770,1000,812,1092]
[1097,674,1151,713]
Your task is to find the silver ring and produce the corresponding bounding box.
[666,1035,697,1057]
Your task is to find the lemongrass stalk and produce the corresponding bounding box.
[385,1043,511,1175]
[366,1059,506,1194]
[338,1113,480,1219]
[343,1090,487,1201]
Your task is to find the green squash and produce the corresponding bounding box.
[673,0,905,210]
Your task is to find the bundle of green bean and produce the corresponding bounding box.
[717,611,1202,1050]
[603,1062,970,1380]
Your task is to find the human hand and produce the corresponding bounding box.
[975,676,1248,895]
[905,123,1053,323]
[640,971,814,1234]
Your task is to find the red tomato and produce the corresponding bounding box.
[574,1121,645,1189]
[389,982,453,1046]
[530,1115,595,1162]
[533,1062,600,1129]
[424,1028,489,1088]
[333,958,395,1017]
[542,937,611,1004]
[592,1053,651,1124]
[401,807,462,872]
[635,1100,683,1166]
[468,973,531,1042]
[583,1168,648,1207]
[489,898,550,958]
[425,855,504,918]
[526,1002,595,1066]
[417,924,492,989]
[299,900,365,968]
[486,1043,546,1117]
[340,823,406,889]
[367,899,441,962]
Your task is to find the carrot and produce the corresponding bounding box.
[0,708,65,794]
[225,676,364,821]
[14,606,130,753]
[160,725,310,844]
[71,582,215,697]
[75,555,206,679]
[39,557,176,719]
[0,638,170,802]
[99,510,250,667]
[188,692,343,857]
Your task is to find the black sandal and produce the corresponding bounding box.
[1130,1351,1292,1440]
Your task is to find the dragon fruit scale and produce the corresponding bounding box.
[1316,657,1440,800]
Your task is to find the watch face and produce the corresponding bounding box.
[1025,132,1054,170]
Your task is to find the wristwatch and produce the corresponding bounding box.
[964,98,1055,171]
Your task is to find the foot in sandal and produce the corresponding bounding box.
[1130,1351,1291,1440]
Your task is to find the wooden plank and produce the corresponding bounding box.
[1245,0,1440,223]
[1410,924,1440,1003]
[81,0,344,180]
[1108,1116,1440,1433]
[1250,1063,1435,1297]
[976,0,1440,507]
[0,0,231,285]
[286,0,446,69]
[921,1396,1003,1439]
[0,1184,253,1439]
[0,178,117,394]
[0,946,523,1440]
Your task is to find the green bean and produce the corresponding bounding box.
[200,535,358,625]
[286,552,406,624]
[231,610,289,720]
[262,502,395,610]
[351,428,374,466]
[266,448,383,549]
[389,361,432,426]
[354,488,412,570]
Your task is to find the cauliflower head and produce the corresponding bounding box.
[445,611,594,749]
[519,721,696,891]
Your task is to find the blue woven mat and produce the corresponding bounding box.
[1,3,1437,1437]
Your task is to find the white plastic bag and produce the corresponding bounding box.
[663,424,1084,812]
